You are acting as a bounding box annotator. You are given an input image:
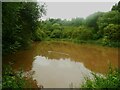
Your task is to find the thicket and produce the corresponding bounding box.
[2,2,46,54]
[2,65,26,88]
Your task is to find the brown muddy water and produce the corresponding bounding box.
[3,41,119,88]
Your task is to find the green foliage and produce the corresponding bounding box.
[101,36,110,45]
[79,29,93,40]
[50,29,62,38]
[72,26,93,40]
[44,17,85,27]
[3,1,120,55]
[39,2,120,48]
[103,24,120,42]
[97,9,120,43]
[2,65,26,88]
[72,29,81,39]
[61,26,76,39]
[78,27,93,40]
[33,28,46,41]
[85,12,104,30]
[97,11,120,33]
[112,1,120,12]
[2,2,23,54]
[42,20,53,32]
[52,23,61,30]
[40,15,120,47]
[82,67,120,88]
[69,17,85,26]
[47,18,62,25]
[2,2,46,54]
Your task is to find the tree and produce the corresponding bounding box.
[97,11,120,37]
[70,17,84,26]
[2,2,46,54]
[19,2,45,46]
[112,1,120,12]
[2,2,23,53]
[72,26,93,40]
[85,12,104,31]
[33,28,46,41]
[103,24,120,42]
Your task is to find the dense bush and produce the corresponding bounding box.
[33,28,46,41]
[72,29,81,39]
[103,24,120,42]
[82,67,120,88]
[61,26,75,39]
[50,29,62,38]
[85,12,104,31]
[52,23,62,30]
[2,65,26,88]
[2,3,23,54]
[97,11,120,36]
[2,2,46,54]
[79,29,93,40]
[111,1,120,12]
[72,26,93,40]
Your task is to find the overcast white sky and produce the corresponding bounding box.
[39,2,118,20]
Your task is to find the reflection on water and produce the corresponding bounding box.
[3,41,119,88]
[31,56,93,88]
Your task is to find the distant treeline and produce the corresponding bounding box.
[2,1,120,55]
[36,1,120,47]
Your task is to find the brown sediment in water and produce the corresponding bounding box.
[3,41,119,88]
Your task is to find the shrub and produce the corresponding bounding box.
[2,65,26,88]
[82,67,120,88]
[33,28,46,41]
[103,24,120,42]
[50,29,62,38]
[97,11,120,37]
[61,26,74,39]
[72,26,93,40]
[101,36,110,45]
[52,23,61,30]
[79,29,93,40]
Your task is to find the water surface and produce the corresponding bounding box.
[3,41,119,88]
[31,56,93,88]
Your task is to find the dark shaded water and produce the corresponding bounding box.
[3,41,119,88]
